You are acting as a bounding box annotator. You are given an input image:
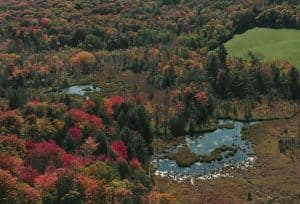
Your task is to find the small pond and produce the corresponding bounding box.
[153,120,257,180]
[53,84,101,96]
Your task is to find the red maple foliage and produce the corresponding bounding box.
[76,175,111,204]
[195,92,209,106]
[130,157,142,170]
[67,127,83,141]
[104,96,126,117]
[26,140,65,171]
[104,100,114,118]
[18,166,39,185]
[83,99,96,112]
[0,169,18,199]
[68,108,104,129]
[19,183,42,204]
[34,171,58,192]
[25,139,35,150]
[183,86,193,96]
[150,47,159,57]
[108,96,126,107]
[176,101,185,111]
[26,99,41,107]
[27,140,65,158]
[40,18,50,27]
[68,108,90,121]
[62,153,85,168]
[111,141,128,160]
[0,153,24,174]
[89,115,103,128]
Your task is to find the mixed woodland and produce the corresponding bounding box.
[0,0,300,203]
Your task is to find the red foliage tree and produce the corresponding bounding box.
[83,99,96,112]
[89,115,103,128]
[26,99,41,107]
[67,127,83,141]
[150,48,159,57]
[34,171,58,192]
[68,108,104,130]
[40,18,50,27]
[62,153,85,168]
[17,166,39,185]
[26,140,65,172]
[0,169,18,202]
[183,86,193,96]
[111,141,128,160]
[104,96,126,118]
[176,101,185,111]
[17,183,42,204]
[109,96,126,106]
[130,157,142,170]
[75,175,111,204]
[195,92,209,106]
[25,140,35,150]
[0,153,24,174]
[68,108,90,121]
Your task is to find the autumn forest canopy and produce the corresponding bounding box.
[0,0,300,203]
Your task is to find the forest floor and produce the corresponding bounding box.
[155,112,300,203]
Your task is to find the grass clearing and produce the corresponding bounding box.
[225,28,300,68]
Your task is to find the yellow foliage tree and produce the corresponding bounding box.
[71,51,96,78]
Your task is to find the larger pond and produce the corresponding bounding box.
[153,120,257,180]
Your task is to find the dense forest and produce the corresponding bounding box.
[0,0,300,203]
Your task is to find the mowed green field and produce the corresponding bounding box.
[225,28,300,69]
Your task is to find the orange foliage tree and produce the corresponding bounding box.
[71,51,96,78]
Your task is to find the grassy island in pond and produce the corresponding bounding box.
[225,28,300,68]
[199,145,237,163]
[168,144,199,167]
[168,144,238,166]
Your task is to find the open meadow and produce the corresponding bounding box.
[225,28,300,68]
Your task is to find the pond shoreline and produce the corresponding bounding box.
[46,84,101,96]
[153,120,257,180]
[154,109,300,155]
[217,107,299,122]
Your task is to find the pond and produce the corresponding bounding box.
[153,120,257,180]
[53,84,101,96]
